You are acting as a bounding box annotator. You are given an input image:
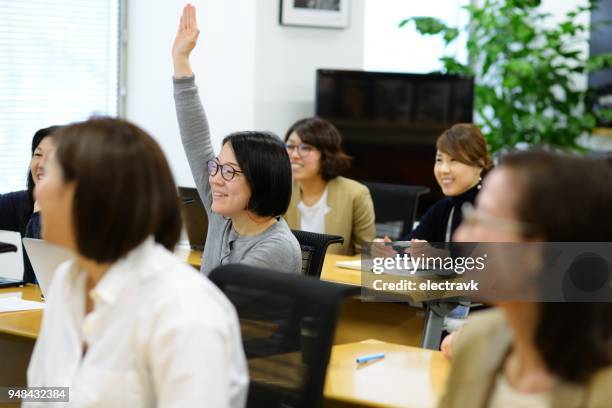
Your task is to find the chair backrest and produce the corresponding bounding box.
[291,230,344,277]
[363,182,430,239]
[209,264,359,408]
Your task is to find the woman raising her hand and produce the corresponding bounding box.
[172,4,302,275]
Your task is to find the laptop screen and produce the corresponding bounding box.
[178,187,208,251]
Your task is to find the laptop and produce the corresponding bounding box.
[178,186,208,250]
[0,231,25,288]
[22,238,73,298]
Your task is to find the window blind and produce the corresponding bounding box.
[0,0,120,194]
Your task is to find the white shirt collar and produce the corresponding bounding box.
[89,237,156,306]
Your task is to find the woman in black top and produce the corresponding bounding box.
[375,123,492,259]
[407,123,493,243]
[0,126,60,282]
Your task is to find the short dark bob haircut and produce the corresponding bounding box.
[53,118,182,263]
[285,117,352,181]
[500,150,612,384]
[222,131,292,217]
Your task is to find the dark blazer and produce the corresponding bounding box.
[406,184,480,242]
[0,190,40,283]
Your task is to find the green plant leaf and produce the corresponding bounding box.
[406,0,594,152]
[443,28,460,44]
[402,17,449,35]
[439,57,472,75]
[587,52,612,71]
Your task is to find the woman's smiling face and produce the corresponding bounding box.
[209,141,252,217]
[30,136,55,185]
[434,150,482,196]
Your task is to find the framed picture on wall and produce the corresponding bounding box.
[280,0,350,29]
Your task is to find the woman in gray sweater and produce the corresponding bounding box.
[172,4,301,275]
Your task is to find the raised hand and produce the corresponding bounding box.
[172,4,200,77]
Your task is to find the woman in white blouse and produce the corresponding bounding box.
[25,118,248,408]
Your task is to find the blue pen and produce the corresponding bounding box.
[356,352,385,364]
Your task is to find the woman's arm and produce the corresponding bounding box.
[172,5,215,213]
[403,199,448,242]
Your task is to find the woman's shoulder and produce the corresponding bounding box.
[329,176,370,196]
[0,189,30,205]
[238,218,300,253]
[453,308,510,356]
[240,219,302,273]
[426,196,454,213]
[265,218,300,249]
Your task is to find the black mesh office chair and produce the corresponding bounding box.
[363,182,430,239]
[291,230,344,277]
[209,264,359,408]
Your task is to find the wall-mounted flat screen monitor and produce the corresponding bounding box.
[316,69,474,145]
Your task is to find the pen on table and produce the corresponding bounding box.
[356,352,385,364]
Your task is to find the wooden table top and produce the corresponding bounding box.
[324,340,450,408]
[0,285,43,339]
[178,247,363,287]
[320,254,361,286]
[0,251,360,340]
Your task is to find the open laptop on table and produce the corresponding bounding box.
[178,186,208,250]
[23,238,73,298]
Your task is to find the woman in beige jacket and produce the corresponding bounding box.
[283,118,375,255]
[441,150,612,408]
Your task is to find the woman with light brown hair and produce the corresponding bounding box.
[378,123,492,246]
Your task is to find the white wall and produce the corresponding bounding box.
[253,0,365,136]
[539,0,590,90]
[364,0,469,74]
[125,0,364,187]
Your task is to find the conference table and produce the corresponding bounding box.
[324,340,449,408]
[0,251,450,408]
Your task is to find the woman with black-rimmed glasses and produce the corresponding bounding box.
[172,4,301,275]
[283,118,375,255]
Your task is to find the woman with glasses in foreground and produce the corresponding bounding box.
[439,150,612,407]
[283,117,375,255]
[25,118,248,408]
[172,4,301,275]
